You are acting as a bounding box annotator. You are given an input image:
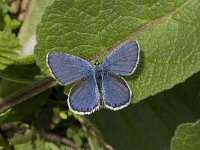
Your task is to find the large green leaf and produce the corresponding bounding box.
[88,72,200,150]
[0,31,21,70]
[35,0,200,102]
[171,120,200,150]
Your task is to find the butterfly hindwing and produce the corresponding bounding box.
[102,73,131,110]
[47,52,94,85]
[68,76,100,115]
[102,41,139,75]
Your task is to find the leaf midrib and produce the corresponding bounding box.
[90,0,192,61]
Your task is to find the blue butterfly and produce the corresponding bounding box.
[46,41,140,115]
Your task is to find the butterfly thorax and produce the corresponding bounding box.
[94,63,104,105]
[94,63,103,82]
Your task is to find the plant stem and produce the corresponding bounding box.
[0,77,57,113]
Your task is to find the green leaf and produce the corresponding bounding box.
[0,31,21,70]
[0,109,11,123]
[170,120,200,150]
[0,79,26,98]
[3,92,50,123]
[35,0,200,102]
[9,131,34,145]
[0,0,10,15]
[0,0,10,30]
[0,63,43,83]
[14,142,33,150]
[13,135,60,150]
[34,136,60,150]
[0,80,51,123]
[88,135,104,150]
[87,72,200,150]
[0,0,20,31]
[3,15,20,31]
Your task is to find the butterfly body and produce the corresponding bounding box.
[47,41,140,115]
[94,63,102,81]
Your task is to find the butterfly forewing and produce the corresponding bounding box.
[102,73,131,110]
[47,53,94,85]
[102,41,139,75]
[68,76,100,115]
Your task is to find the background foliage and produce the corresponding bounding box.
[0,0,200,149]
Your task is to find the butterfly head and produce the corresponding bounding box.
[94,61,100,65]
